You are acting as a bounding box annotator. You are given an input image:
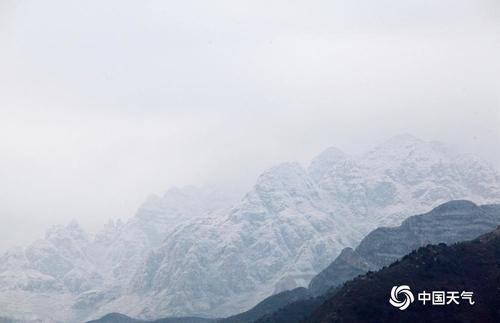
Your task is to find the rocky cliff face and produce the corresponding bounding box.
[1,135,500,322]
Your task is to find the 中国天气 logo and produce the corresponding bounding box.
[389,285,415,310]
[389,285,475,310]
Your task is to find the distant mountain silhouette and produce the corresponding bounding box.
[219,288,311,323]
[87,313,214,323]
[309,200,500,296]
[87,313,145,323]
[304,226,500,323]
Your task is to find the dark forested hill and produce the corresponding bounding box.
[87,313,214,323]
[232,201,500,323]
[304,226,500,323]
[309,201,500,296]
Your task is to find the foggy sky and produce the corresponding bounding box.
[0,0,499,249]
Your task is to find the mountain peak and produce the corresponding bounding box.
[45,220,87,242]
[432,199,479,213]
[308,147,349,181]
[254,162,311,200]
[312,147,347,161]
[67,219,83,231]
[371,134,458,155]
[255,162,306,186]
[361,135,460,171]
[370,134,424,152]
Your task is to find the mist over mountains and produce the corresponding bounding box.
[1,135,500,322]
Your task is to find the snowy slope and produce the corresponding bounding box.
[0,186,240,322]
[1,135,499,322]
[95,135,500,319]
[0,221,100,322]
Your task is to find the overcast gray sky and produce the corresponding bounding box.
[0,0,499,249]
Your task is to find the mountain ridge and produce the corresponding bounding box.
[221,200,500,323]
[1,135,500,322]
[304,226,500,323]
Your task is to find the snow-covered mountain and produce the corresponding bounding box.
[0,186,240,322]
[0,135,499,322]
